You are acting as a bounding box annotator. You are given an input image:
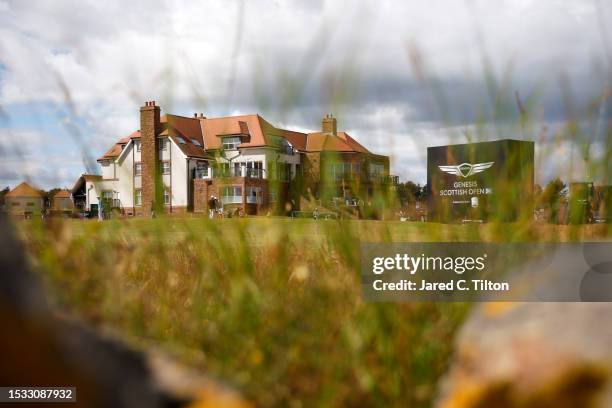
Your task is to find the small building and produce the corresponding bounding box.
[50,189,74,216]
[4,182,45,219]
[71,174,103,215]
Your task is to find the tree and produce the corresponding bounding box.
[539,178,566,223]
[396,181,425,207]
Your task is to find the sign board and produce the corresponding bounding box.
[427,139,534,222]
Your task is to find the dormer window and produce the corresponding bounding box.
[270,136,293,155]
[176,136,186,145]
[191,138,202,147]
[222,136,241,150]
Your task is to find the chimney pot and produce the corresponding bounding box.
[322,113,337,136]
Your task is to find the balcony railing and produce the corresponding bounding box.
[195,169,211,179]
[221,195,242,204]
[246,195,262,204]
[215,167,265,179]
[245,168,265,178]
[369,174,399,185]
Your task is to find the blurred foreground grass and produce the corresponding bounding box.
[14,217,610,407]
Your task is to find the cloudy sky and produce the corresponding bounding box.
[0,0,610,189]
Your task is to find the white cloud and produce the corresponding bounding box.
[0,0,609,188]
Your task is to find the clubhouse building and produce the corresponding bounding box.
[73,101,394,216]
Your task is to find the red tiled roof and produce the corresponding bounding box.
[6,182,44,198]
[98,111,375,161]
[304,132,371,153]
[98,130,140,161]
[53,189,71,198]
[162,114,212,159]
[200,114,269,149]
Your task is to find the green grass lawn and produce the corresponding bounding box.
[14,217,610,407]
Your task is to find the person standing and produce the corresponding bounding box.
[208,196,217,219]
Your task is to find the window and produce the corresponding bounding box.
[195,161,209,178]
[245,161,263,178]
[190,138,202,146]
[369,163,385,178]
[11,202,20,206]
[159,138,169,149]
[134,189,142,206]
[161,161,171,174]
[220,186,242,204]
[222,136,241,150]
[332,162,361,181]
[246,187,262,204]
[215,162,230,177]
[163,189,171,205]
[135,140,141,152]
[135,162,142,176]
[221,186,242,196]
[26,202,34,206]
[102,191,113,200]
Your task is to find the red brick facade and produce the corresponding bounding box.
[193,177,290,216]
[140,101,161,216]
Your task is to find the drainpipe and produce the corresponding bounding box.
[87,184,94,211]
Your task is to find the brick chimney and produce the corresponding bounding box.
[140,101,162,215]
[322,114,337,136]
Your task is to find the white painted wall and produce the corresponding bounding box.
[115,140,135,208]
[100,161,115,179]
[169,137,188,207]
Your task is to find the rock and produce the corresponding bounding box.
[0,213,251,408]
[436,302,612,408]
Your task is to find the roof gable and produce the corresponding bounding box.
[6,182,44,198]
[305,132,371,153]
[53,189,71,198]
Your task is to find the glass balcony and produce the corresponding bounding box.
[215,167,265,179]
[246,195,262,204]
[221,195,242,204]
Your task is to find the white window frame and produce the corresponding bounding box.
[220,185,242,204]
[246,186,262,204]
[135,162,142,176]
[134,189,142,206]
[222,136,241,150]
[161,161,171,174]
[158,138,168,151]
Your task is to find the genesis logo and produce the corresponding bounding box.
[438,162,494,178]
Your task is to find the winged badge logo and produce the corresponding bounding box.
[438,162,494,178]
